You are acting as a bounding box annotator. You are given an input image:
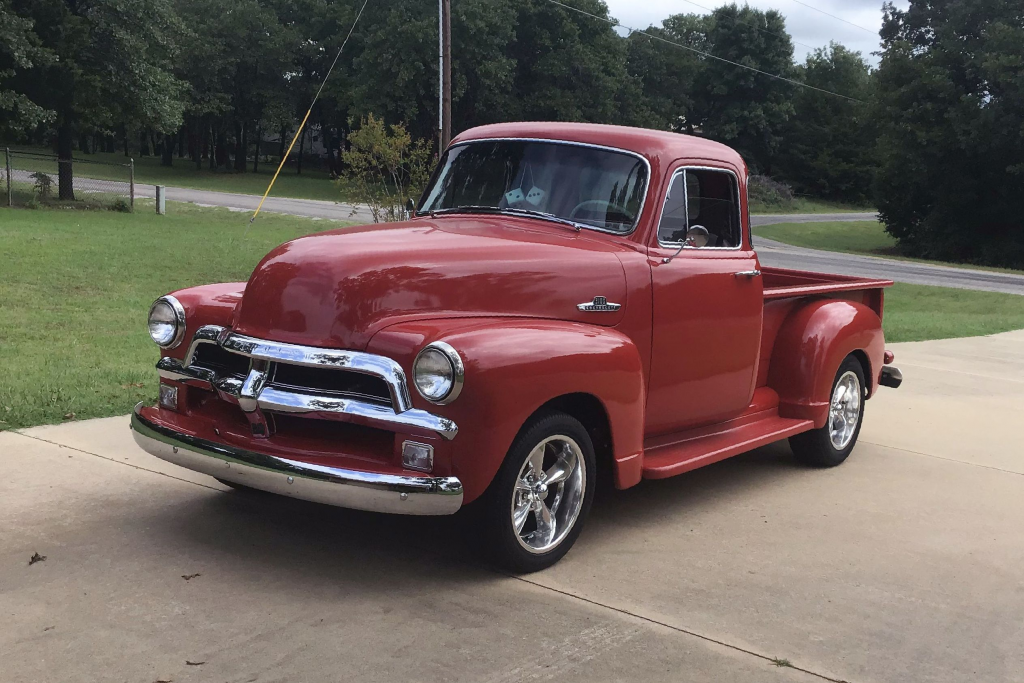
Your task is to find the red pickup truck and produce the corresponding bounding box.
[132,122,902,571]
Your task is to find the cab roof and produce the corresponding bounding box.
[453,122,746,173]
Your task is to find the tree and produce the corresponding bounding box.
[8,0,185,197]
[874,0,1024,267]
[688,4,796,173]
[0,0,54,136]
[624,14,706,131]
[505,0,637,125]
[778,43,875,203]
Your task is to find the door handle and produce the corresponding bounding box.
[734,270,762,278]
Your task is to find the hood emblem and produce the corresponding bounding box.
[578,296,621,313]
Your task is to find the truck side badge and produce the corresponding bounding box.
[577,296,621,312]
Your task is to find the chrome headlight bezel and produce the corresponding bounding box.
[412,341,464,405]
[148,295,186,349]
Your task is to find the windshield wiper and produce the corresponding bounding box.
[428,205,503,216]
[428,205,590,232]
[501,208,589,232]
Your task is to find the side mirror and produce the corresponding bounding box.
[405,198,416,215]
[683,225,710,248]
[662,225,710,264]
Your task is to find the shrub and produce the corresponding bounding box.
[31,172,53,200]
[748,174,795,209]
[342,114,434,223]
[109,197,131,213]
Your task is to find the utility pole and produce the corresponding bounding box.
[439,0,452,150]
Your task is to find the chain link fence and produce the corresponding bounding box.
[4,149,135,211]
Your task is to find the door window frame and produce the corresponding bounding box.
[654,166,745,252]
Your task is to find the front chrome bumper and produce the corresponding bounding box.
[130,403,464,515]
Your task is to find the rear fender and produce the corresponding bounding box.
[368,319,646,503]
[767,300,884,428]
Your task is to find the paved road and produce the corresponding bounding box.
[4,330,1023,682]
[9,169,377,223]
[755,234,1024,295]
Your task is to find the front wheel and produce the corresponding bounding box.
[789,355,866,467]
[478,413,596,573]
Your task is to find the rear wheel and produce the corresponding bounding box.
[478,413,596,573]
[789,355,866,467]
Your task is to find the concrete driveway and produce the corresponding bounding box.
[3,330,1023,683]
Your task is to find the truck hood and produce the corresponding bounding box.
[233,216,630,350]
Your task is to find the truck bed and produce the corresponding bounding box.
[761,266,893,301]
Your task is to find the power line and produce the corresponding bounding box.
[549,0,864,102]
[676,0,819,51]
[786,0,878,35]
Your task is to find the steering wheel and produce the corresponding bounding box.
[568,199,632,222]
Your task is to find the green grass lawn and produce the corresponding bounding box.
[748,197,873,215]
[6,145,356,202]
[2,205,1023,431]
[0,202,345,431]
[884,283,1024,342]
[754,220,1024,274]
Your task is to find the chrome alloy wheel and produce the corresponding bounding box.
[829,370,863,450]
[511,435,586,554]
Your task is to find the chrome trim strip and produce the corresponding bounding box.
[413,341,465,406]
[158,355,458,440]
[655,166,745,252]
[130,404,463,516]
[150,295,187,350]
[256,386,459,440]
[221,331,413,412]
[420,137,652,236]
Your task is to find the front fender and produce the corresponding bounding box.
[159,283,246,360]
[368,318,646,504]
[767,300,885,428]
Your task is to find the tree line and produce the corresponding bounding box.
[1,0,1022,267]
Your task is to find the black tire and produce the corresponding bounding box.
[477,412,597,573]
[790,355,866,468]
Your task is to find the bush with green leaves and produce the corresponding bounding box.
[30,171,53,200]
[748,175,795,210]
[342,115,433,223]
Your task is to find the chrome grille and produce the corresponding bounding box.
[270,362,392,405]
[158,325,457,440]
[189,342,393,406]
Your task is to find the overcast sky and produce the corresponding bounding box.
[602,0,910,66]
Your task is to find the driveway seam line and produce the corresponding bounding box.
[509,575,850,683]
[864,440,1024,477]
[11,430,223,491]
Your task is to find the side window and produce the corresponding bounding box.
[657,172,689,244]
[657,168,741,248]
[686,169,740,248]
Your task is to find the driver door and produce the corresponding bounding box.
[645,167,763,436]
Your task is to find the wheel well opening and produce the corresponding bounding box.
[532,393,614,485]
[850,349,872,393]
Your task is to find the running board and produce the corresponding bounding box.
[642,415,814,480]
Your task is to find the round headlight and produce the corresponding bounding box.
[148,296,185,349]
[413,342,464,404]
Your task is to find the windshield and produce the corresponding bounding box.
[418,140,649,234]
